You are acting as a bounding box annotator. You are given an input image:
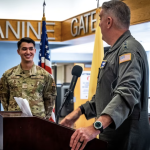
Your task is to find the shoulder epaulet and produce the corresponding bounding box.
[123,41,128,50]
[4,66,18,77]
[35,65,52,77]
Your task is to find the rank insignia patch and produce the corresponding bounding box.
[100,60,107,68]
[22,83,27,89]
[119,53,131,64]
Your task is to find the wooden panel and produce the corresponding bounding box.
[54,22,62,41]
[74,64,95,129]
[0,19,61,42]
[61,9,97,42]
[125,0,150,25]
[62,0,150,41]
[1,0,150,42]
[0,112,107,150]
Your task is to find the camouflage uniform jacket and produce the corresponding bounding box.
[0,64,57,119]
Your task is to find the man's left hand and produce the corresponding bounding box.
[70,125,100,150]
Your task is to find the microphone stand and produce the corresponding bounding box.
[56,89,73,124]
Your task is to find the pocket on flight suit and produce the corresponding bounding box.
[97,61,111,86]
[98,64,109,82]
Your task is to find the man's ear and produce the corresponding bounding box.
[107,17,113,29]
[17,49,20,55]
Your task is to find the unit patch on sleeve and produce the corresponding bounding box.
[52,81,56,87]
[100,60,107,68]
[119,53,131,64]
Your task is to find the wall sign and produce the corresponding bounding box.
[0,19,61,41]
[80,71,91,99]
[71,11,96,37]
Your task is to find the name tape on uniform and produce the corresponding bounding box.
[22,83,28,89]
[119,53,131,64]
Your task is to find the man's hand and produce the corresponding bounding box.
[70,125,100,150]
[69,115,113,150]
[60,107,82,127]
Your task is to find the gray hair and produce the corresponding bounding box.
[102,1,130,29]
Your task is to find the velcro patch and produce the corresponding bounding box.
[22,83,28,89]
[11,76,20,79]
[52,83,55,86]
[52,81,56,87]
[31,76,44,79]
[119,53,131,64]
[100,60,107,68]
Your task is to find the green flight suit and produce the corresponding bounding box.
[0,64,57,119]
[82,30,150,150]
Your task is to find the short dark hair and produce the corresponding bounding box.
[17,37,35,49]
[102,1,130,29]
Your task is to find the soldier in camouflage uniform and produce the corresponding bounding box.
[0,37,57,119]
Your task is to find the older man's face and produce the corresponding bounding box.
[99,9,108,42]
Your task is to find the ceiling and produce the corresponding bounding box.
[0,0,109,21]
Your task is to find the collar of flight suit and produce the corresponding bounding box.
[108,30,131,53]
[14,64,37,76]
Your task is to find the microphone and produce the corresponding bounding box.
[69,65,83,92]
[56,65,83,124]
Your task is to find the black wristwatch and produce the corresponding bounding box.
[93,121,103,133]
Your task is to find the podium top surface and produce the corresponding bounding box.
[0,111,30,118]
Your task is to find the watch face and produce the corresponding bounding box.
[95,121,102,129]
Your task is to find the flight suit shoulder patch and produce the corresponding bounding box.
[119,53,131,64]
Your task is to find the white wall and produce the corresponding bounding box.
[57,65,65,84]
[65,64,74,83]
[0,0,109,21]
[56,64,74,84]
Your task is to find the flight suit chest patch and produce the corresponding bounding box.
[100,60,107,69]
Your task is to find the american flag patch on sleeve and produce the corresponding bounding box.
[119,53,131,64]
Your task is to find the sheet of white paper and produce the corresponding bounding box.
[14,97,33,116]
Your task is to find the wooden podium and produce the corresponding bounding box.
[0,112,107,150]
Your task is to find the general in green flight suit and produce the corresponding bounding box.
[60,1,150,150]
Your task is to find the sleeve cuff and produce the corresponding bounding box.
[79,105,85,114]
[82,101,97,120]
[101,94,130,129]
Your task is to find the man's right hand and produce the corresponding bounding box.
[60,107,82,128]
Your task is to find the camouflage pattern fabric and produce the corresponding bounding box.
[0,64,57,119]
